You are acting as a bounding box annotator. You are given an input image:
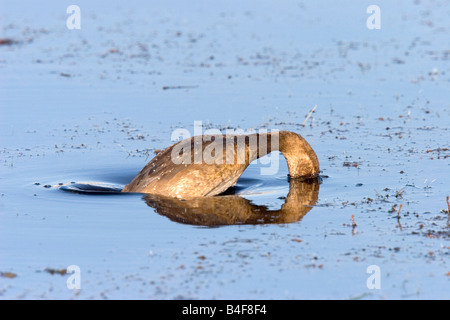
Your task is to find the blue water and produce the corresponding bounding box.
[0,0,449,299]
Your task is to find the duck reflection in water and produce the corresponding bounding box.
[60,176,320,226]
[143,177,320,226]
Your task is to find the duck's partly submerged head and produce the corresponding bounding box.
[271,130,320,179]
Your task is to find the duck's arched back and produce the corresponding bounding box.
[122,130,319,198]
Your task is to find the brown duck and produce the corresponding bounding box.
[122,130,319,198]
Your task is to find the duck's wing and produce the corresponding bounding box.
[122,135,251,197]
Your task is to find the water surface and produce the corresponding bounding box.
[0,0,449,299]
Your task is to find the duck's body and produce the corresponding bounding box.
[122,130,319,198]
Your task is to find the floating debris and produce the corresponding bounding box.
[0,271,17,278]
[343,161,360,168]
[44,268,67,276]
[0,38,17,46]
[162,85,199,90]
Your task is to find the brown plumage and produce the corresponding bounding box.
[122,130,319,198]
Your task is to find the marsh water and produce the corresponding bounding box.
[1,0,449,299]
